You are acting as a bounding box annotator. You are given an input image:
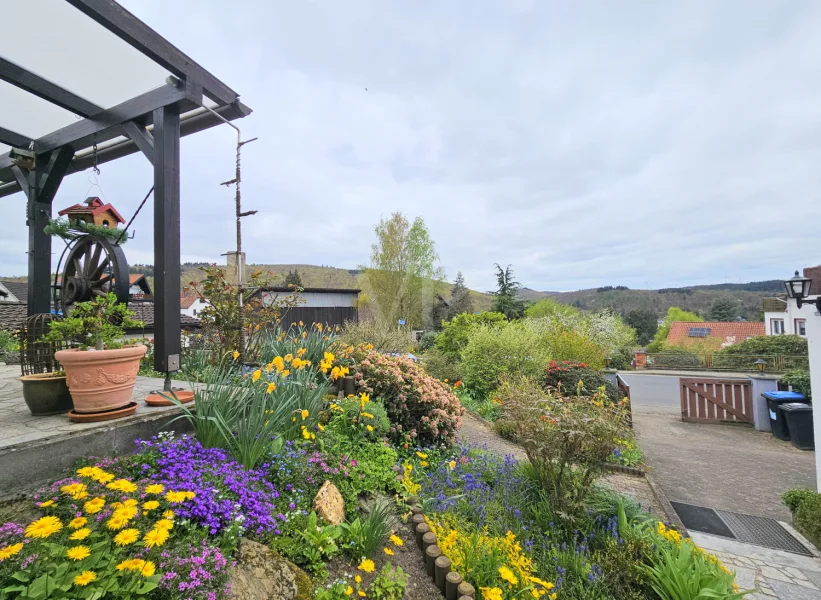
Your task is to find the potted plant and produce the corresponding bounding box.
[44,293,146,414]
[19,370,74,415]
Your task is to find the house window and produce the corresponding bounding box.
[192,309,197,316]
[771,319,785,335]
[795,319,806,336]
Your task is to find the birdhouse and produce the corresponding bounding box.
[57,197,126,229]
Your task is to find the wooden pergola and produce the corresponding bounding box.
[0,0,251,374]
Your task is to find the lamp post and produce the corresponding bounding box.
[784,270,821,492]
[754,358,767,374]
[604,357,613,370]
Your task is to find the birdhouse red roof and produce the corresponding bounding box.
[58,197,126,224]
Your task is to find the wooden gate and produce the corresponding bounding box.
[680,378,753,424]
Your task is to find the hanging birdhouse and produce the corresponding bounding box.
[57,197,126,230]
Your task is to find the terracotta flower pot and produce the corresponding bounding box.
[55,345,147,414]
[19,373,74,416]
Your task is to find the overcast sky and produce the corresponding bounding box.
[2,0,821,292]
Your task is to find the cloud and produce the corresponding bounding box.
[2,0,821,293]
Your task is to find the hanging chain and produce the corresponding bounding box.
[92,134,100,175]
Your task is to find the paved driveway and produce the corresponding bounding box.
[619,372,816,520]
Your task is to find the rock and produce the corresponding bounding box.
[228,539,312,600]
[313,480,345,525]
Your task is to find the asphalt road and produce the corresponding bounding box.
[618,372,681,406]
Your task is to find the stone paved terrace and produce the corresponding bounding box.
[0,364,191,497]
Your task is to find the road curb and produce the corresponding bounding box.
[644,470,688,536]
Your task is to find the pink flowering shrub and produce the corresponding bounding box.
[354,352,464,446]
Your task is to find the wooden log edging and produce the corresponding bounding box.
[408,502,475,599]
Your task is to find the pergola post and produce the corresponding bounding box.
[152,105,181,374]
[12,147,74,315]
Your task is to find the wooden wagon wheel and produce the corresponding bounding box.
[56,234,129,315]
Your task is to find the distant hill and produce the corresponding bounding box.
[121,263,777,320]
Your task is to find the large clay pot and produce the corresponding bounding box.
[19,373,74,416]
[55,345,147,414]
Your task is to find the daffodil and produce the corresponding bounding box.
[232,350,240,360]
[266,382,276,393]
[252,369,262,382]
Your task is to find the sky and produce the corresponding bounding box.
[1,0,821,292]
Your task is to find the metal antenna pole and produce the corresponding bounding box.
[204,104,258,356]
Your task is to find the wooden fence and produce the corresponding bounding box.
[679,378,753,424]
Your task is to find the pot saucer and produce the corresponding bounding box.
[68,402,138,423]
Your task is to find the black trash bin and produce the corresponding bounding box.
[781,403,815,450]
[762,391,806,440]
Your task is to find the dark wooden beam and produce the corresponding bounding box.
[0,83,197,177]
[0,101,251,198]
[37,146,75,204]
[0,127,33,149]
[120,121,154,164]
[152,104,181,373]
[65,0,238,105]
[0,57,103,118]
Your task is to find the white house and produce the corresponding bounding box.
[763,297,807,337]
[181,294,210,318]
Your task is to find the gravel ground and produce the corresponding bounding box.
[324,520,443,600]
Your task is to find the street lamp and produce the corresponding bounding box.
[604,357,612,369]
[785,271,821,311]
[754,358,767,374]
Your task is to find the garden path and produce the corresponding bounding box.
[457,412,667,518]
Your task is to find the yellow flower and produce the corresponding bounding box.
[266,382,276,394]
[123,499,139,508]
[165,491,191,504]
[94,471,115,484]
[84,497,105,514]
[480,587,503,600]
[69,517,87,529]
[355,575,362,584]
[232,350,240,360]
[285,353,293,362]
[345,587,353,596]
[358,592,366,598]
[143,527,170,548]
[449,460,456,470]
[366,425,374,432]
[66,545,91,561]
[163,510,175,519]
[73,571,97,586]
[113,506,138,521]
[116,558,145,572]
[419,461,428,467]
[357,558,375,573]
[297,348,307,357]
[106,516,129,531]
[76,466,98,478]
[282,369,290,378]
[107,479,138,493]
[273,356,285,372]
[141,561,156,577]
[384,547,394,556]
[0,543,24,561]
[114,528,141,546]
[70,528,92,541]
[444,379,449,383]
[37,499,55,508]
[359,393,370,409]
[416,452,428,459]
[317,423,325,432]
[361,412,374,419]
[143,500,160,512]
[499,565,519,585]
[154,519,174,531]
[25,516,63,539]
[145,484,165,494]
[60,483,89,500]
[252,369,262,382]
[302,427,311,440]
[389,534,404,547]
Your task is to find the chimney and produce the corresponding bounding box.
[225,251,246,285]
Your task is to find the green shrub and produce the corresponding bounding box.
[492,419,518,441]
[783,488,821,548]
[355,352,464,446]
[716,334,807,357]
[542,360,619,402]
[436,311,507,360]
[420,347,462,382]
[647,347,704,369]
[780,368,812,401]
[460,323,548,398]
[325,395,391,451]
[417,330,438,351]
[338,318,411,353]
[368,563,407,600]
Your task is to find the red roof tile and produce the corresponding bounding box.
[666,321,765,349]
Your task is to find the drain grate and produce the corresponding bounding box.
[715,510,812,556]
[671,502,813,556]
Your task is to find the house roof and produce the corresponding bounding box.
[255,287,361,295]
[762,297,787,313]
[57,197,126,224]
[666,321,765,347]
[0,281,27,304]
[180,293,202,309]
[804,265,821,297]
[0,303,26,331]
[127,302,201,331]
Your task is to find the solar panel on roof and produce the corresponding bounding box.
[688,327,711,337]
